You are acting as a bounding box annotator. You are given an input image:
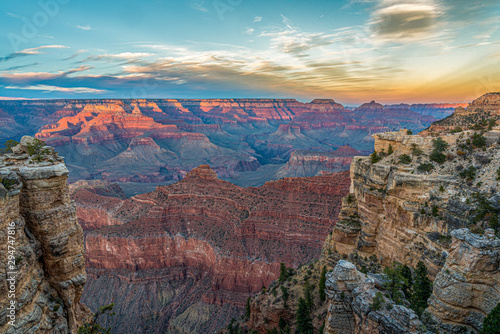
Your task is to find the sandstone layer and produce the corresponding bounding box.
[0,136,89,334]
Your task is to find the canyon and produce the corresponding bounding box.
[0,98,442,191]
[74,165,351,333]
[241,93,500,334]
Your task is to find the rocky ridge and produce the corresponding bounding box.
[0,136,89,333]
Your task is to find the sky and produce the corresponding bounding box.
[0,0,499,104]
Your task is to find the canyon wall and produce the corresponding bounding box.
[75,165,351,333]
[0,137,89,334]
[0,98,437,188]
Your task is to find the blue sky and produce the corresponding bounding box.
[0,0,499,104]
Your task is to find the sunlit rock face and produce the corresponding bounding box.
[0,98,437,186]
[74,165,351,333]
[0,137,90,334]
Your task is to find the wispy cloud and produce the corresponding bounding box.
[0,45,69,62]
[76,25,92,30]
[243,27,255,35]
[190,0,208,12]
[5,84,107,94]
[253,16,262,23]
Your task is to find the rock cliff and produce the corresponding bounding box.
[74,165,351,333]
[0,136,89,334]
[324,261,427,334]
[426,228,500,333]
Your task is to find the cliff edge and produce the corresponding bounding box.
[0,136,89,334]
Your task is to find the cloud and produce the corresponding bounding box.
[243,27,255,35]
[371,0,444,41]
[5,84,107,94]
[76,25,92,30]
[260,29,333,56]
[253,16,262,22]
[190,0,208,12]
[0,45,69,62]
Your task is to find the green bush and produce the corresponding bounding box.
[0,177,17,190]
[459,166,477,180]
[417,163,434,173]
[388,144,394,155]
[371,151,382,164]
[450,127,463,133]
[0,140,19,154]
[319,265,327,302]
[26,139,50,162]
[410,262,432,317]
[78,303,115,334]
[399,154,412,164]
[472,133,487,148]
[370,292,385,311]
[481,302,500,333]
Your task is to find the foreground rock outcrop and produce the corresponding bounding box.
[74,165,351,333]
[427,228,500,333]
[325,261,426,334]
[0,136,89,333]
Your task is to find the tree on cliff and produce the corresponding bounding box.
[295,297,313,334]
[410,262,432,316]
[319,265,327,302]
[371,150,382,164]
[245,297,251,319]
[481,302,500,334]
[401,264,413,300]
[78,303,115,334]
[281,286,289,308]
[383,263,405,304]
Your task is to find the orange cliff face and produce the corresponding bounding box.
[73,165,351,333]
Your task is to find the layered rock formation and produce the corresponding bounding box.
[324,119,500,277]
[0,98,438,188]
[324,261,426,334]
[425,93,500,134]
[0,136,89,334]
[427,228,500,333]
[74,165,351,333]
[276,146,362,178]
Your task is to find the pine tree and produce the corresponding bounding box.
[295,297,313,334]
[388,144,394,155]
[245,297,251,320]
[281,286,289,309]
[481,302,500,334]
[401,264,413,300]
[279,263,288,282]
[383,263,405,304]
[319,265,327,302]
[371,150,381,164]
[411,261,432,316]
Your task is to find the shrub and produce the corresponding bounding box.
[472,133,487,148]
[439,186,445,192]
[417,163,434,173]
[432,137,449,153]
[371,151,382,164]
[429,151,446,164]
[481,302,500,334]
[78,303,115,334]
[0,177,17,190]
[497,168,500,181]
[370,292,385,311]
[245,298,251,319]
[383,262,406,304]
[488,119,497,130]
[450,127,463,133]
[319,265,327,302]
[407,129,413,135]
[281,286,289,309]
[388,144,394,155]
[411,143,423,156]
[0,140,19,154]
[399,154,412,164]
[432,206,439,216]
[26,138,50,162]
[459,166,477,180]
